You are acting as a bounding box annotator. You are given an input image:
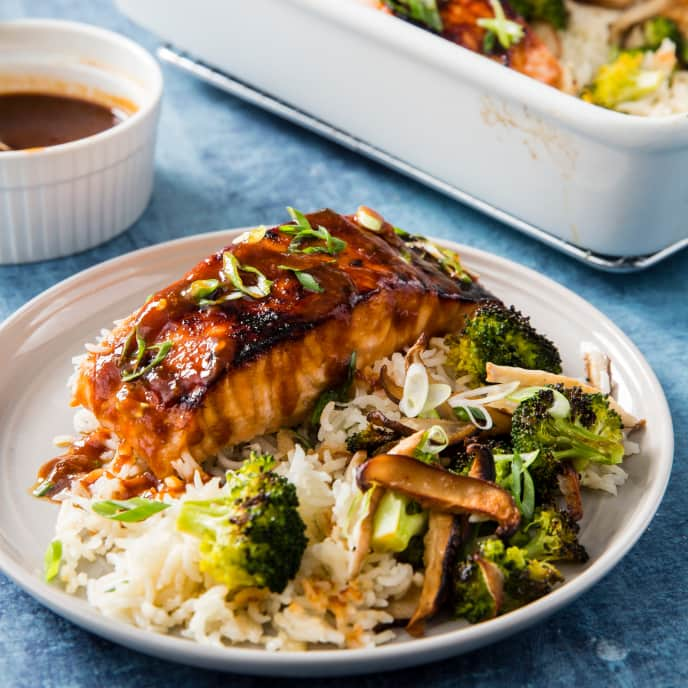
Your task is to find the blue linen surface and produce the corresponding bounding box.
[0,2,686,686]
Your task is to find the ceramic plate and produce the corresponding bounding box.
[0,230,673,677]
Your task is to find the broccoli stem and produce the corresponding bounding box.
[371,491,428,553]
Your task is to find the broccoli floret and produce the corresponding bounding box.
[501,546,563,611]
[446,303,562,383]
[528,450,566,506]
[642,17,688,64]
[452,537,563,622]
[512,385,624,471]
[509,0,568,30]
[371,491,428,553]
[448,444,475,475]
[581,51,667,110]
[453,558,500,623]
[346,424,396,455]
[381,0,444,33]
[176,452,307,593]
[643,16,682,50]
[509,507,589,563]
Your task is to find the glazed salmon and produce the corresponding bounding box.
[73,209,494,480]
[440,0,563,87]
[379,0,562,87]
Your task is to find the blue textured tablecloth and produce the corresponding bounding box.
[1,2,686,686]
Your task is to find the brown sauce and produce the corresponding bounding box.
[0,93,122,151]
[34,429,110,499]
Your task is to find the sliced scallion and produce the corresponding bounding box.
[33,480,54,498]
[413,425,449,463]
[279,207,347,256]
[220,252,273,299]
[399,361,429,418]
[278,265,324,293]
[184,278,220,301]
[44,539,62,582]
[355,206,384,232]
[121,338,173,382]
[477,0,524,50]
[232,225,266,245]
[92,497,170,522]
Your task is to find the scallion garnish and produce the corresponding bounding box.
[381,0,444,33]
[410,239,472,283]
[92,497,170,522]
[232,225,266,245]
[33,480,54,498]
[44,539,62,582]
[184,278,220,302]
[279,207,347,256]
[494,450,539,520]
[278,265,324,294]
[355,206,384,232]
[413,425,449,463]
[184,253,273,306]
[220,252,273,298]
[477,0,524,51]
[120,329,173,382]
[197,292,244,307]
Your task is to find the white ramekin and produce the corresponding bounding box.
[0,20,163,264]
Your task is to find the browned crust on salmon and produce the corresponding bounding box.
[74,210,494,479]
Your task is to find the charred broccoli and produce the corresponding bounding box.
[452,537,563,623]
[396,533,426,569]
[446,303,562,383]
[453,558,500,623]
[509,0,568,30]
[176,452,307,593]
[346,424,396,455]
[500,546,564,612]
[512,385,624,471]
[509,507,589,563]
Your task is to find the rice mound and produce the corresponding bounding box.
[50,336,635,650]
[56,439,425,650]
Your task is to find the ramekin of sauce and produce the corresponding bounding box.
[0,20,163,263]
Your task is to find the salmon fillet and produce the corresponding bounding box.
[440,0,563,87]
[73,209,494,480]
[379,0,562,87]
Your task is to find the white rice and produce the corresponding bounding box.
[561,1,688,115]
[49,337,638,650]
[54,443,419,651]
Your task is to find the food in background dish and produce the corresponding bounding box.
[36,208,643,650]
[377,0,688,115]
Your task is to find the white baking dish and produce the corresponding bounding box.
[117,0,688,268]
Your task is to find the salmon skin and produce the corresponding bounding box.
[74,209,495,480]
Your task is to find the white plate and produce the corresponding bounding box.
[0,230,673,677]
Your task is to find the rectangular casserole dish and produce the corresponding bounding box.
[117,0,688,270]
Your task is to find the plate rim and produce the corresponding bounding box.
[0,229,674,676]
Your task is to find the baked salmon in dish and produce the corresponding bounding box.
[377,0,688,115]
[72,207,495,481]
